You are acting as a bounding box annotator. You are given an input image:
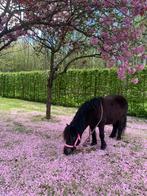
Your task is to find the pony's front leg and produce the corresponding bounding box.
[99,125,107,150]
[91,128,97,146]
[82,127,97,147]
[89,126,97,146]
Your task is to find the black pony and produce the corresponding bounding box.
[63,95,128,155]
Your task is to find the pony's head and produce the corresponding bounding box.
[63,124,81,155]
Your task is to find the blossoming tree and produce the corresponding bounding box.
[0,0,146,118]
[0,0,69,52]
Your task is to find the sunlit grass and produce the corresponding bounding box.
[0,97,76,116]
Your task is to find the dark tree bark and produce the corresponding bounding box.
[46,77,52,119]
[46,51,55,119]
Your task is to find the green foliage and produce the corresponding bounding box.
[0,69,147,117]
[0,41,106,72]
[0,41,49,72]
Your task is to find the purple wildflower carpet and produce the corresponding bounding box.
[0,110,146,196]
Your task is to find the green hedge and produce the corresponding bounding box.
[0,69,147,117]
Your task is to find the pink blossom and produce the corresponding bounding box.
[103,44,112,52]
[136,64,144,71]
[0,0,146,82]
[141,54,147,60]
[133,45,145,55]
[131,77,139,84]
[127,67,136,74]
[106,60,115,68]
[123,50,132,58]
[101,52,110,61]
[90,37,99,45]
[121,7,129,14]
[117,67,126,80]
[123,18,132,27]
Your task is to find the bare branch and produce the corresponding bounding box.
[56,53,101,78]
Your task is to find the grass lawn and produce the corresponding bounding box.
[0,96,76,116]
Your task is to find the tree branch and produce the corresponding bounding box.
[55,53,101,78]
[0,39,15,52]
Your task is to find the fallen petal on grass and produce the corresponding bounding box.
[0,108,146,195]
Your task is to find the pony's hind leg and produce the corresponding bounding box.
[117,124,123,140]
[99,125,107,150]
[117,116,127,140]
[109,122,118,138]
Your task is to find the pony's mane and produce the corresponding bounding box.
[63,97,103,140]
[72,97,102,122]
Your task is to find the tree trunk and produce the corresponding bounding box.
[46,51,55,119]
[46,77,52,119]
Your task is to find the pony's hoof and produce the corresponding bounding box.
[101,144,107,150]
[90,142,97,146]
[109,134,116,138]
[117,137,121,140]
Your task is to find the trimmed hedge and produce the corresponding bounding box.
[0,69,147,117]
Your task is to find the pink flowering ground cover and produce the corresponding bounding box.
[0,99,147,196]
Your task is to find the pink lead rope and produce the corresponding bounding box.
[64,134,81,148]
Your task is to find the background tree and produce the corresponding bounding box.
[0,0,70,52]
[30,28,101,119]
[28,0,146,119]
[0,40,50,71]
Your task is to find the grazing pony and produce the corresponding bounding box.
[63,95,128,155]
